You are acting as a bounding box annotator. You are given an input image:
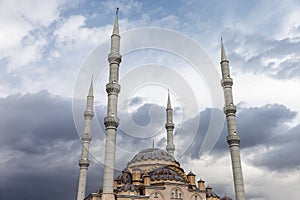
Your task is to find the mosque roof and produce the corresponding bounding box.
[129,148,175,164]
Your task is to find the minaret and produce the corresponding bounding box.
[165,90,175,157]
[77,77,94,200]
[102,8,121,200]
[220,38,246,200]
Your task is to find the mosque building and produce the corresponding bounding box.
[76,9,245,200]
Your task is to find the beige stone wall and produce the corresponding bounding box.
[145,184,206,200]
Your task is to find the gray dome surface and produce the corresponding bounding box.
[129,148,175,163]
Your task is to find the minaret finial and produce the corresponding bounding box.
[113,8,119,35]
[88,75,93,97]
[167,89,172,109]
[221,37,228,62]
[152,139,155,149]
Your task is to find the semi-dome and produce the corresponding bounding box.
[127,148,178,171]
[149,167,184,182]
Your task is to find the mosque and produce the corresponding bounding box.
[76,9,246,200]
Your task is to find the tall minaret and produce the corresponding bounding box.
[102,8,121,200]
[220,38,246,200]
[165,91,175,157]
[77,78,94,200]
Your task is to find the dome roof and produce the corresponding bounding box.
[129,148,175,163]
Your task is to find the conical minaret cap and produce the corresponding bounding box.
[112,8,119,35]
[88,75,93,97]
[221,37,228,62]
[167,90,172,109]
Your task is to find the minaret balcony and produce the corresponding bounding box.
[79,158,90,167]
[81,134,92,141]
[165,122,174,129]
[226,134,241,145]
[104,116,119,128]
[221,77,233,87]
[108,52,122,64]
[224,104,237,115]
[84,110,94,118]
[106,82,121,94]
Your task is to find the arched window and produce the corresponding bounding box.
[171,188,183,199]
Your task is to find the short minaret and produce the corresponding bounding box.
[102,8,122,200]
[77,78,94,200]
[165,91,175,157]
[220,38,246,200]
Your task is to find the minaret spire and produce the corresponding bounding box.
[102,8,122,200]
[221,37,227,62]
[77,77,94,200]
[220,38,246,200]
[88,75,93,97]
[113,8,119,35]
[165,90,175,157]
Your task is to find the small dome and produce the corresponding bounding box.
[187,171,196,176]
[129,148,175,163]
[115,171,132,184]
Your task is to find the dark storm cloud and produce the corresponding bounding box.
[211,104,299,171]
[1,92,299,200]
[252,124,300,171]
[0,91,100,200]
[173,103,299,172]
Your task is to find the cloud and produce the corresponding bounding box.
[1,91,300,199]
[0,91,81,200]
[222,31,300,80]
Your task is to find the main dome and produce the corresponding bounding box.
[127,148,178,171]
[131,148,175,162]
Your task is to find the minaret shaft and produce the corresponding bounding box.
[165,92,175,157]
[220,40,246,200]
[77,80,94,200]
[102,9,121,197]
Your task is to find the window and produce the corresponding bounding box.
[171,188,182,199]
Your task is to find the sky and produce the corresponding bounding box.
[0,0,300,200]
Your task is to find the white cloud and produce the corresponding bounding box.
[0,0,65,52]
